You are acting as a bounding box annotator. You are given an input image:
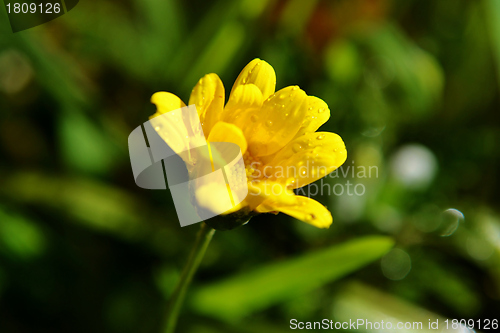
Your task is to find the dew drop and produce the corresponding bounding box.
[242,77,247,84]
[317,134,325,140]
[279,93,287,100]
[318,108,326,113]
[154,126,160,131]
[266,120,273,127]
[292,143,303,153]
[292,86,298,91]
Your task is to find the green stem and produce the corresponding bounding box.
[163,222,215,333]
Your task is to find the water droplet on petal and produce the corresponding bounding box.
[318,108,326,113]
[286,177,296,187]
[292,143,303,153]
[154,126,160,131]
[266,120,273,127]
[317,134,325,140]
[279,93,287,100]
[292,86,298,91]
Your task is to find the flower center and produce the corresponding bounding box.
[243,152,266,183]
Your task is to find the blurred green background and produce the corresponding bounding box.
[1,0,500,332]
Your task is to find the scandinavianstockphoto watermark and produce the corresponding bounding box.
[298,161,378,197]
[248,160,379,198]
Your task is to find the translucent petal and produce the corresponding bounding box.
[292,96,331,139]
[235,86,308,157]
[257,195,333,228]
[151,92,186,114]
[264,132,347,189]
[188,73,225,137]
[230,59,276,100]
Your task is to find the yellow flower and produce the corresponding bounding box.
[150,59,347,229]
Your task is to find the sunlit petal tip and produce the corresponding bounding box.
[293,96,331,139]
[150,92,186,115]
[230,58,276,100]
[188,73,225,136]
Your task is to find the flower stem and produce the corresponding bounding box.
[163,222,215,333]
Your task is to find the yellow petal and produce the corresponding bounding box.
[149,105,206,167]
[257,195,333,228]
[224,84,263,114]
[151,92,186,115]
[230,59,276,100]
[240,86,308,157]
[188,73,225,137]
[207,121,248,155]
[245,180,295,210]
[265,132,347,189]
[149,93,189,158]
[292,96,331,140]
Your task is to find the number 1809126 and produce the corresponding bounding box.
[6,2,61,14]
[444,318,498,330]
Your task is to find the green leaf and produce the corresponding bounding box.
[190,236,394,322]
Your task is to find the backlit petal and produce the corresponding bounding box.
[240,86,308,157]
[151,92,186,115]
[264,132,347,189]
[150,93,190,159]
[188,73,225,137]
[292,96,331,140]
[225,84,263,112]
[222,84,263,126]
[245,180,296,210]
[257,195,333,228]
[230,59,276,100]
